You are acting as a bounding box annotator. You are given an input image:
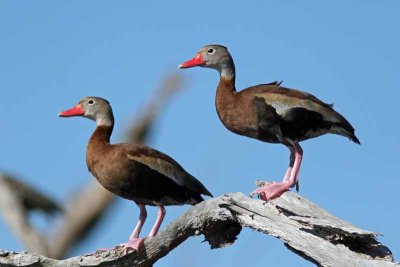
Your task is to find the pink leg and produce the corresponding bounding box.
[129,204,147,239]
[283,145,300,191]
[122,204,147,253]
[282,146,295,183]
[148,206,166,237]
[121,206,166,254]
[251,143,303,200]
[291,143,303,189]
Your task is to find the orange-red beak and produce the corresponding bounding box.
[58,104,85,117]
[179,53,206,68]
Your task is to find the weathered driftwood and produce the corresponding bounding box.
[0,191,397,267]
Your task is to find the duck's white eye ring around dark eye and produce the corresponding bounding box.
[88,99,95,105]
[207,48,215,54]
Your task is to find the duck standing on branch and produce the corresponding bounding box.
[179,44,360,200]
[58,97,212,253]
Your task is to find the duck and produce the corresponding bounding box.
[58,96,212,252]
[179,44,359,200]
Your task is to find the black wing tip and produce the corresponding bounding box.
[344,130,360,145]
[352,135,361,145]
[204,189,213,197]
[199,185,213,198]
[335,121,360,145]
[192,191,212,204]
[190,186,213,204]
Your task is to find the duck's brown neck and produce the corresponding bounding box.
[86,124,113,175]
[85,124,113,181]
[88,124,114,149]
[216,55,237,96]
[216,54,237,109]
[217,76,236,99]
[215,75,238,130]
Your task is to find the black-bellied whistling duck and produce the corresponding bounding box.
[179,44,360,200]
[58,97,212,253]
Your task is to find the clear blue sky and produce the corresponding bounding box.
[1,1,399,266]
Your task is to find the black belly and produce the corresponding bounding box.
[98,162,204,207]
[252,96,339,143]
[279,107,333,142]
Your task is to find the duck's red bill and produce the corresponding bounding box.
[58,105,85,117]
[179,53,206,68]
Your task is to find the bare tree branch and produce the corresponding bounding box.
[0,175,61,214]
[49,183,113,258]
[1,191,397,267]
[0,175,54,256]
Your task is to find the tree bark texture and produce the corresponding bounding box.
[0,192,397,267]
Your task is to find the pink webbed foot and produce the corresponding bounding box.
[250,182,291,200]
[120,237,146,255]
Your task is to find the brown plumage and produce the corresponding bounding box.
[59,96,212,252]
[179,44,359,200]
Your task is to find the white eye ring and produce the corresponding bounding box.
[207,48,215,54]
[88,99,95,105]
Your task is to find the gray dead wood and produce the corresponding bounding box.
[0,192,397,267]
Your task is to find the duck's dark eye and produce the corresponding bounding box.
[207,48,215,54]
[88,99,95,105]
